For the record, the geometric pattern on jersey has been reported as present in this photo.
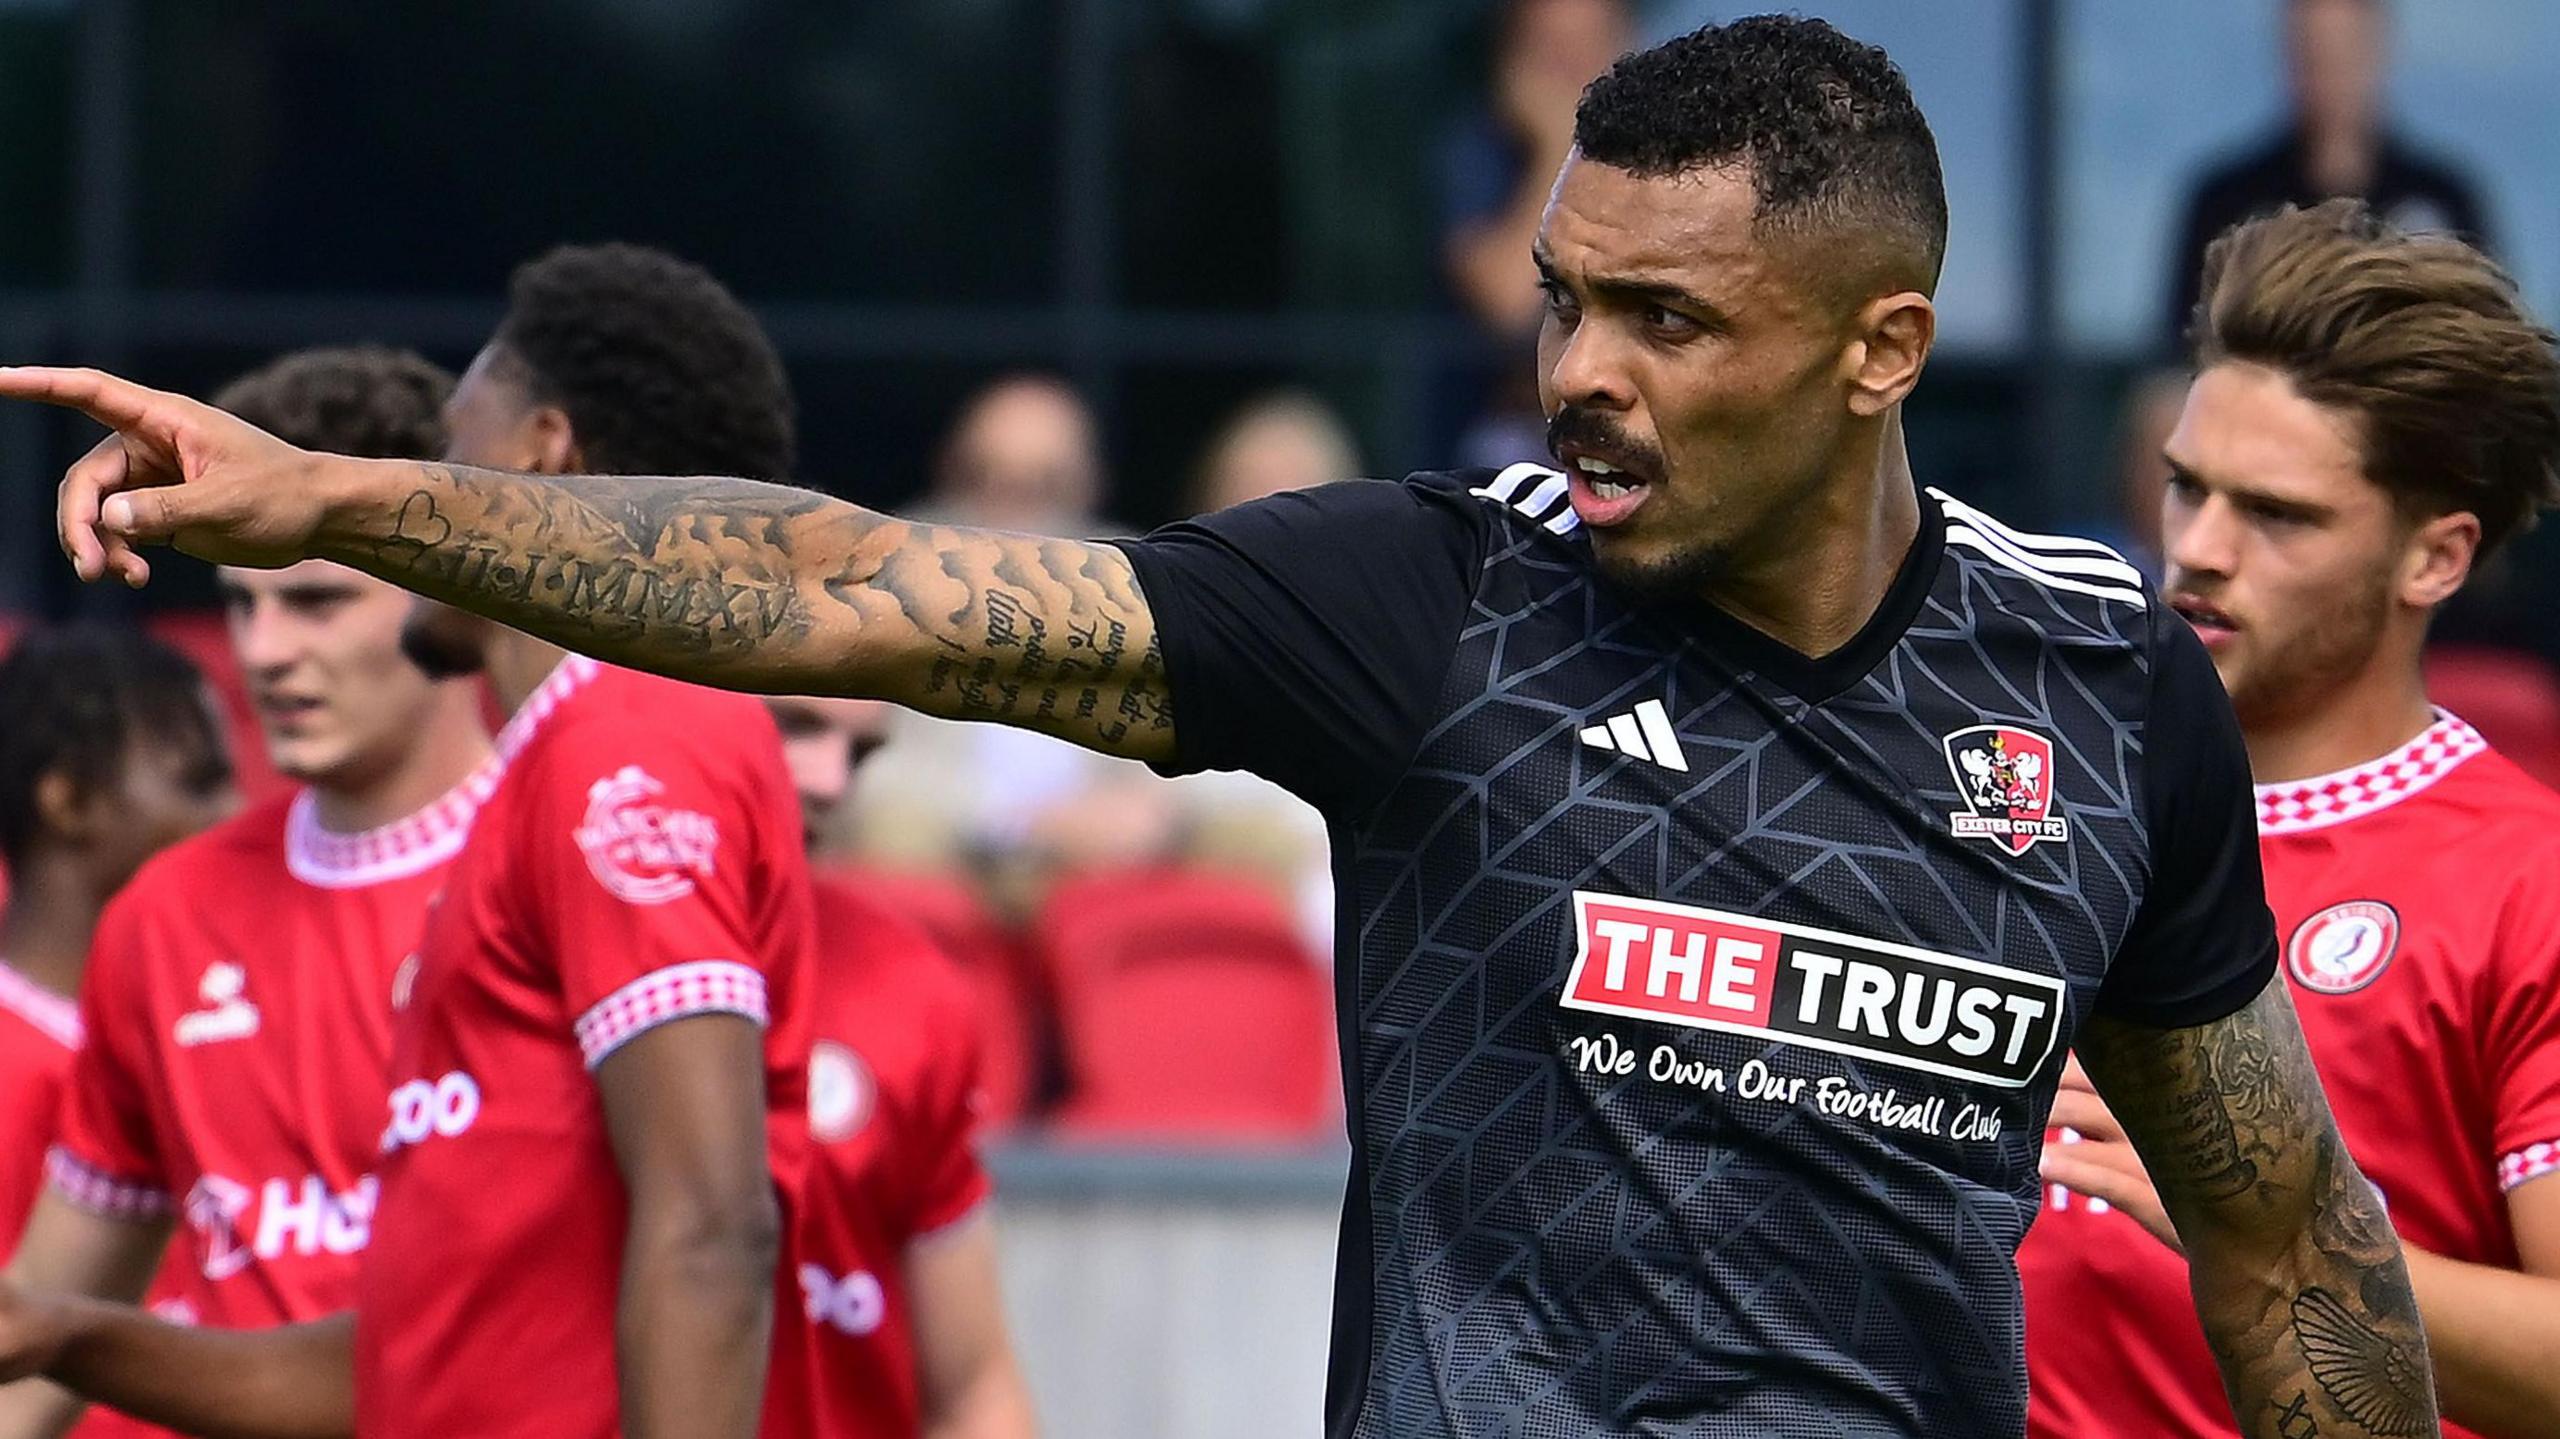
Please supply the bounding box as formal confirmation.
[1333,470,2159,1438]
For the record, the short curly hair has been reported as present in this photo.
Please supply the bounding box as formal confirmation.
[1573,14,1947,296]
[2195,199,2560,559]
[492,243,798,481]
[212,346,453,460]
[0,625,230,869]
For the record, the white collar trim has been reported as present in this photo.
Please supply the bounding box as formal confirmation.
[2254,710,2487,836]
[0,960,81,1049]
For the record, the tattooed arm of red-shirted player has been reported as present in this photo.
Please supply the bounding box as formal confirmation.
[0,1191,174,1439]
[0,1280,351,1439]
[597,1015,781,1439]
[17,370,1176,763]
[2048,1069,2560,1437]
[2076,980,2443,1439]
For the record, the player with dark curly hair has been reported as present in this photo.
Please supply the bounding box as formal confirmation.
[472,243,796,483]
[10,14,2441,1439]
[0,624,234,1303]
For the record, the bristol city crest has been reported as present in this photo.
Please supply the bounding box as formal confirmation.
[2287,900,2400,995]
[1943,725,2070,855]
[808,1040,876,1143]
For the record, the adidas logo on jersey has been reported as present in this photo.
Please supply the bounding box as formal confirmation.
[175,962,261,1047]
[1578,699,1689,773]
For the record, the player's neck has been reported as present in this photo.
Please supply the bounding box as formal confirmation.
[485,631,574,719]
[2244,661,2437,786]
[0,858,101,998]
[2298,119,2377,196]
[308,686,496,835]
[1702,417,1921,660]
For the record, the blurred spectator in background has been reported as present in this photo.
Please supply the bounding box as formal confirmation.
[915,375,1122,538]
[762,692,1036,1439]
[0,348,480,1439]
[1189,390,1364,513]
[1440,0,1634,470]
[852,376,1146,872]
[1443,0,1635,339]
[0,626,234,1268]
[2163,0,2492,347]
[2097,370,2192,578]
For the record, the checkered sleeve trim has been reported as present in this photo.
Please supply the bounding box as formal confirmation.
[2501,1140,2560,1193]
[45,1146,171,1220]
[575,960,770,1070]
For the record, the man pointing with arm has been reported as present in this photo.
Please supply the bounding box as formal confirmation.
[9,19,2437,1438]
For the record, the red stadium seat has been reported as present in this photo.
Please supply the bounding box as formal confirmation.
[816,864,1048,1131]
[1033,867,1337,1142]
[2427,645,2560,790]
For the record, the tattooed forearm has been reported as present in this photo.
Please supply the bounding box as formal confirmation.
[2078,984,2439,1437]
[320,463,1177,760]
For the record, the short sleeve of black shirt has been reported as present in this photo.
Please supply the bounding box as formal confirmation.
[1116,475,1489,817]
[2098,603,2280,1027]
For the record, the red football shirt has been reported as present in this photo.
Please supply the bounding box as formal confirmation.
[788,880,993,1439]
[353,658,815,1439]
[0,961,82,1251]
[3,963,174,1439]
[2020,714,2560,1439]
[46,770,496,1329]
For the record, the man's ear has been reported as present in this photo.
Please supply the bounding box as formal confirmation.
[527,406,583,476]
[33,768,95,849]
[2401,508,2481,609]
[1843,292,1936,419]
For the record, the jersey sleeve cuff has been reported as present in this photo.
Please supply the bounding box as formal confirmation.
[911,1182,995,1247]
[574,959,770,1070]
[1113,539,1209,781]
[44,1146,172,1220]
[2095,942,2277,1031]
[2501,1140,2560,1193]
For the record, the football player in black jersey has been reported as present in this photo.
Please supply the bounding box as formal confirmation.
[7,14,2434,1439]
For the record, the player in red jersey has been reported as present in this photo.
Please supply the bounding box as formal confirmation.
[0,627,237,1439]
[0,349,477,1439]
[0,245,817,1439]
[0,626,236,1244]
[765,693,1034,1439]
[2019,201,2560,1436]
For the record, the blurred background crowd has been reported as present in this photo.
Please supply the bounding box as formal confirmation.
[2,1,2557,1431]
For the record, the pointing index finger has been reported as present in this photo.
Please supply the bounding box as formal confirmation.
[0,366,169,433]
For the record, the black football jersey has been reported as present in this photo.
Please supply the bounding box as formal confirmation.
[1121,467,2275,1438]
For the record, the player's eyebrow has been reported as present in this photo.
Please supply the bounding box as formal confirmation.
[2167,457,2333,522]
[1533,247,1723,325]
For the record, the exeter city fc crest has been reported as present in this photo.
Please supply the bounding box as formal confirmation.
[2287,900,2400,995]
[1943,725,2070,855]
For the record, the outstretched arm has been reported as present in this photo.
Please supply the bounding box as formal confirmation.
[17,368,1173,762]
[0,1191,173,1439]
[2077,980,2440,1438]
[0,1280,351,1439]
